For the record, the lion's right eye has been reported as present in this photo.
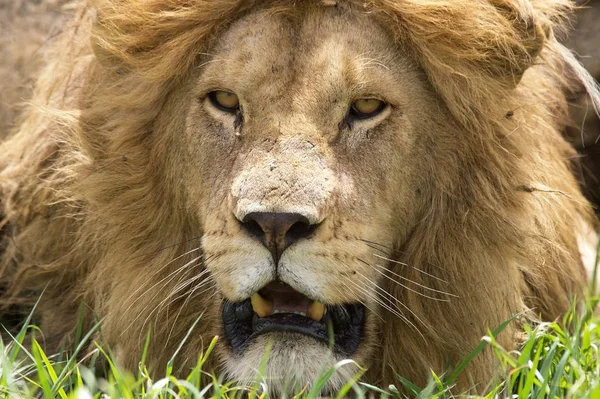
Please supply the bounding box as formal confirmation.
[208,90,240,113]
[349,98,386,119]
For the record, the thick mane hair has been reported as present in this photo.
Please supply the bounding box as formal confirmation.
[0,0,599,391]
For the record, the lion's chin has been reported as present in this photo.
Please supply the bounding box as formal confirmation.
[220,281,366,394]
[224,333,360,396]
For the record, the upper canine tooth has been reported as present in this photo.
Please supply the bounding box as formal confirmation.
[251,293,273,317]
[308,301,325,321]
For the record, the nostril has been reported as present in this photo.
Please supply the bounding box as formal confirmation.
[239,212,319,263]
[285,219,316,247]
[243,218,266,243]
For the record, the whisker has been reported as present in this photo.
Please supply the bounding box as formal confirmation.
[152,256,220,317]
[337,269,412,322]
[120,246,205,318]
[330,277,385,323]
[352,268,429,330]
[343,278,398,320]
[156,268,212,315]
[344,264,428,333]
[352,53,391,70]
[368,262,453,302]
[132,236,204,260]
[341,276,425,340]
[370,253,448,284]
[366,260,458,299]
[121,254,206,335]
[164,278,219,345]
[359,239,447,281]
[159,267,219,318]
[150,255,224,343]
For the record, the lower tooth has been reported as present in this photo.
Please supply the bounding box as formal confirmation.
[293,311,307,316]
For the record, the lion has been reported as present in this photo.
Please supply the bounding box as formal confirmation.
[1,0,599,395]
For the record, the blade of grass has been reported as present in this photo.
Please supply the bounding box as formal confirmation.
[31,339,68,399]
[445,312,522,385]
[31,337,55,399]
[165,314,202,377]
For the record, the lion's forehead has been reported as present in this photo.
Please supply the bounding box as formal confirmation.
[197,5,415,117]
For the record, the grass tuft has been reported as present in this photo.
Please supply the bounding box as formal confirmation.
[0,296,598,398]
[0,295,598,398]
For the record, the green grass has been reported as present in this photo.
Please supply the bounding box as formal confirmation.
[0,294,598,398]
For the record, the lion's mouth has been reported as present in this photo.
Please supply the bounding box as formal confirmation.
[222,281,364,356]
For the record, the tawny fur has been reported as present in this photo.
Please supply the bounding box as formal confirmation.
[0,0,598,395]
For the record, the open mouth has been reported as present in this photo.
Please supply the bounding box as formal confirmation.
[222,281,365,356]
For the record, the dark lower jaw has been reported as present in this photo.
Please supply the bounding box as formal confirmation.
[222,300,365,356]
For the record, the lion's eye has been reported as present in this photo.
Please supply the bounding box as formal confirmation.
[208,90,240,112]
[350,98,386,119]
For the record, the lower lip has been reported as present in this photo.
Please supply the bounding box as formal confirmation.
[222,299,365,356]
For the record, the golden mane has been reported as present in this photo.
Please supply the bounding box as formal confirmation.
[1,0,599,391]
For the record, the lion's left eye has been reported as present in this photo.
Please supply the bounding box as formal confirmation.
[208,90,240,113]
[350,98,386,119]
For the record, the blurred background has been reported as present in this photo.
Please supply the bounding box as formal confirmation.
[566,0,600,212]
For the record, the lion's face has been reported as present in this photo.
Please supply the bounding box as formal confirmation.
[1,0,593,395]
[171,3,447,392]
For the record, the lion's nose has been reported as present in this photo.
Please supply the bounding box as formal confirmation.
[242,212,317,263]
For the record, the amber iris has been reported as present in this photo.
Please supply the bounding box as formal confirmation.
[209,90,240,112]
[350,98,385,119]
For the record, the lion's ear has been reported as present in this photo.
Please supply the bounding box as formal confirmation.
[376,0,570,127]
[488,0,551,83]
[387,0,561,84]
